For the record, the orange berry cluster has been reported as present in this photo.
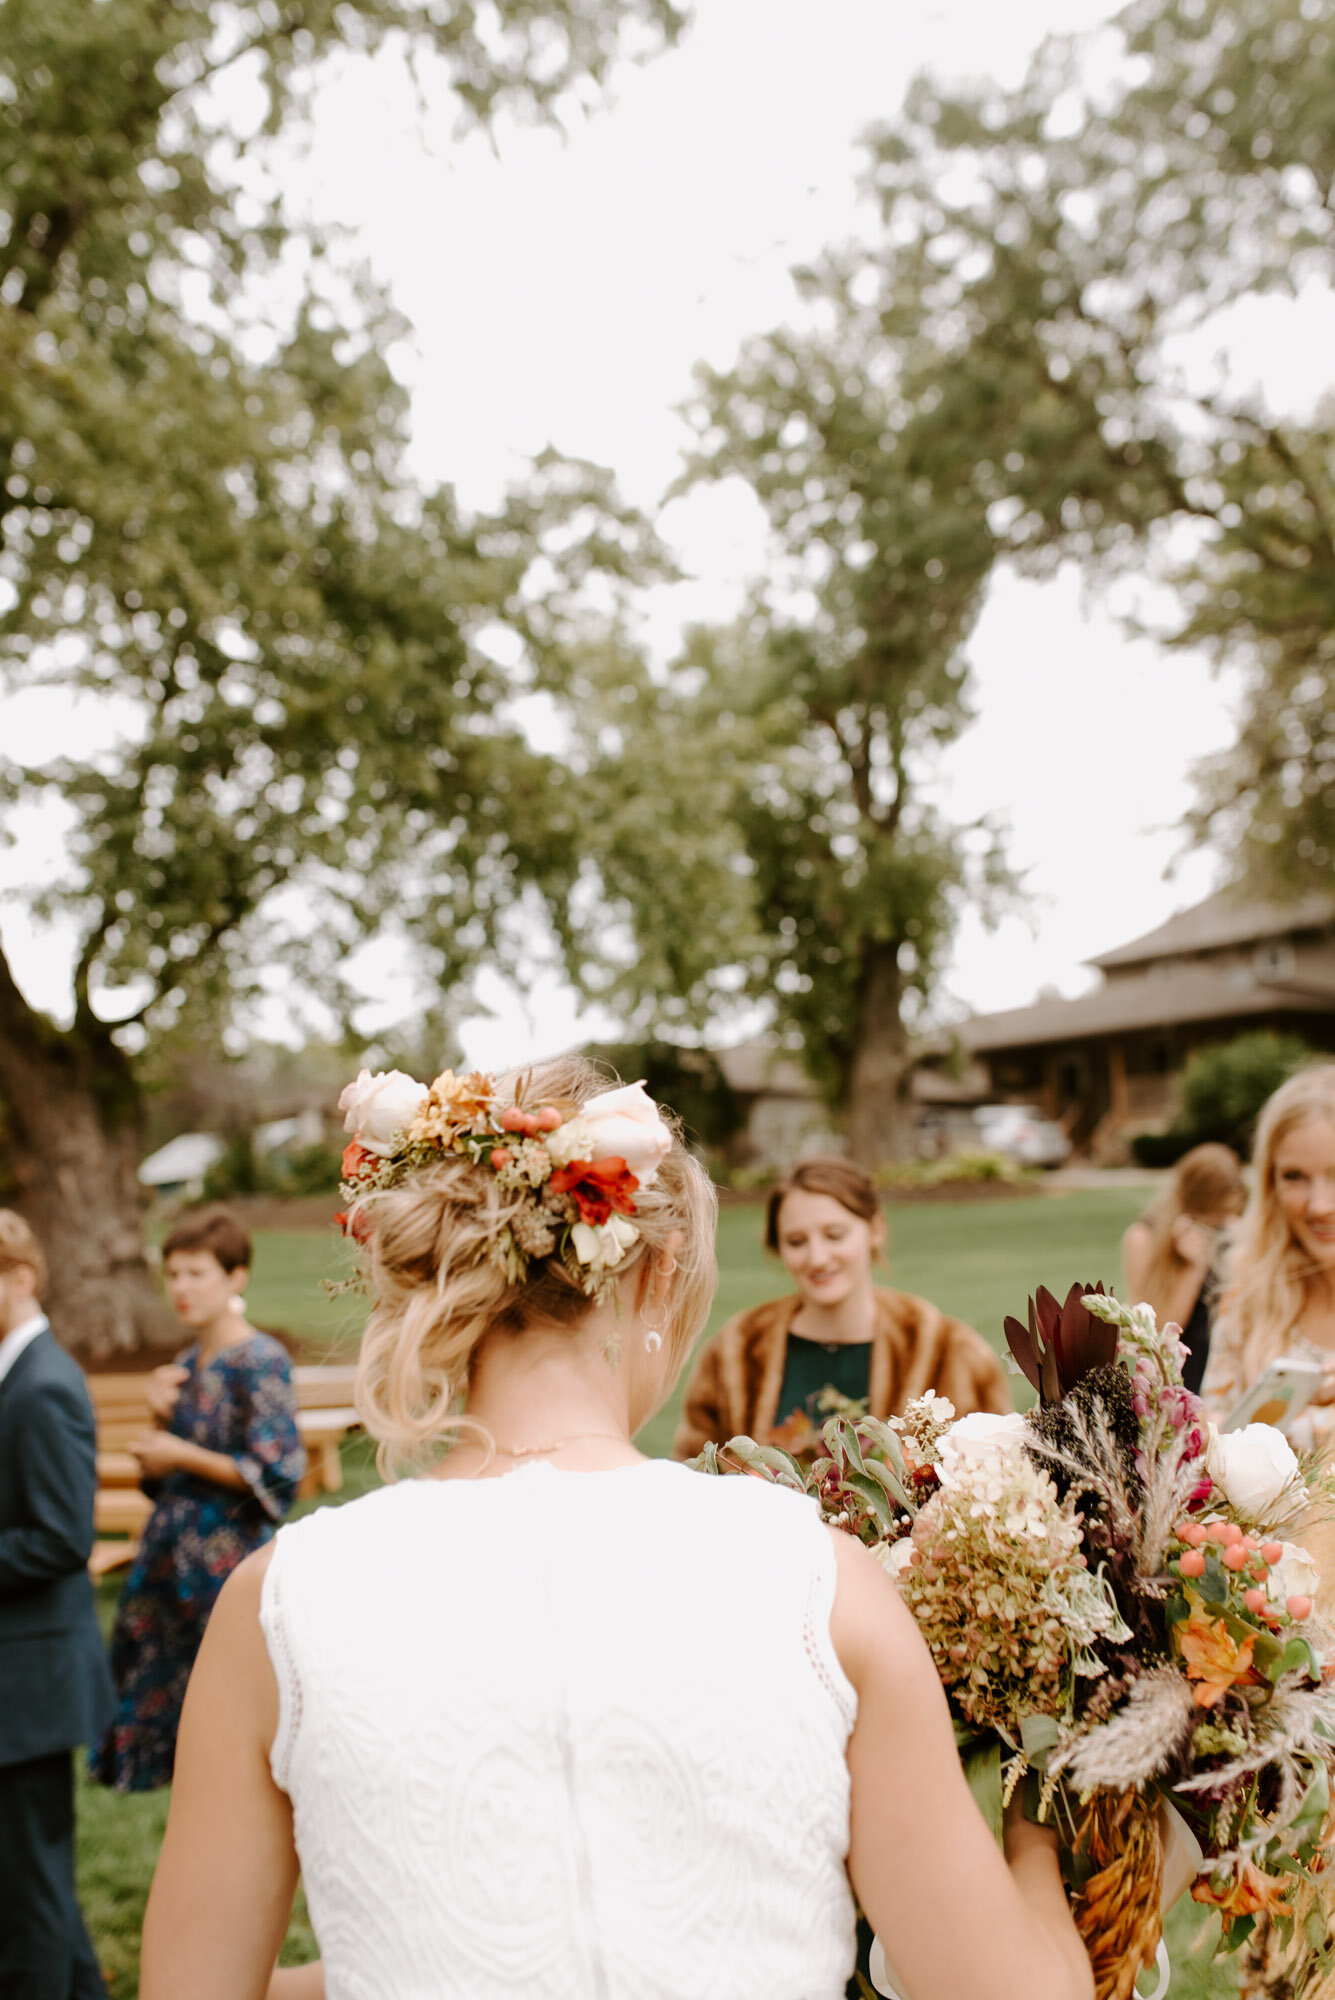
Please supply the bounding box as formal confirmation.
[1172,1518,1312,1623]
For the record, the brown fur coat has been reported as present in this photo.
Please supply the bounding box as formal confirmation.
[671,1289,1011,1460]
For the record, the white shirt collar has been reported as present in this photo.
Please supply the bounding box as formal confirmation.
[0,1313,48,1388]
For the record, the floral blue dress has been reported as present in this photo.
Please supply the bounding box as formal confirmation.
[90,1331,305,1792]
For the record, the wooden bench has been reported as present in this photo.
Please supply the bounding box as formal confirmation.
[86,1360,362,1577]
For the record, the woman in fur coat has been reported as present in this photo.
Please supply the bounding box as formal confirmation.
[672,1157,1010,1461]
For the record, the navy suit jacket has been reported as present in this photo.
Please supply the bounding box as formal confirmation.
[0,1327,115,1766]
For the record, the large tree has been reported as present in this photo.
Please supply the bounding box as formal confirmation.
[0,0,683,1353]
[855,0,1335,891]
[568,322,1010,1166]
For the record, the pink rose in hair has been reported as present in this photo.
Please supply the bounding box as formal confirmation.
[580,1082,671,1186]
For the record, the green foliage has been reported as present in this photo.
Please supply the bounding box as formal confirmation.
[202,1131,263,1200]
[579,295,1015,1154]
[0,0,681,1047]
[1131,1031,1315,1162]
[873,1149,1033,1192]
[201,1135,341,1199]
[1177,1032,1316,1152]
[277,1141,343,1196]
[855,0,1335,893]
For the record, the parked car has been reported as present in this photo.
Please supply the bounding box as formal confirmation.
[972,1104,1071,1170]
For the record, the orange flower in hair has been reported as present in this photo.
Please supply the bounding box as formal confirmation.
[548,1158,639,1227]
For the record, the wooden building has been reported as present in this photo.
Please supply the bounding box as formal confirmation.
[954,890,1335,1156]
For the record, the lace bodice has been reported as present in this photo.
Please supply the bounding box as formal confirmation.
[260,1458,858,1999]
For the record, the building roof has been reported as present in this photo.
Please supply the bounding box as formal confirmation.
[138,1132,225,1187]
[958,966,1334,1055]
[714,1040,816,1098]
[1089,888,1335,971]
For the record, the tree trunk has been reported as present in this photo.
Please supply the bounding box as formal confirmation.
[0,944,175,1358]
[845,942,918,1168]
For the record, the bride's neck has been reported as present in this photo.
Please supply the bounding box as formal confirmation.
[452,1310,643,1468]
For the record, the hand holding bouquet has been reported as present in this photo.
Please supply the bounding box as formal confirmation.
[694,1286,1335,1999]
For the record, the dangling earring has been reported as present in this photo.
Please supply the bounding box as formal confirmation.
[643,1328,662,1354]
[229,1293,246,1314]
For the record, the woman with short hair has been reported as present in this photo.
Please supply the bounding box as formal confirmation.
[90,1204,304,1792]
[140,1064,1089,2000]
[672,1155,1010,1462]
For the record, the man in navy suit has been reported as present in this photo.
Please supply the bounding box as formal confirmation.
[0,1209,114,1998]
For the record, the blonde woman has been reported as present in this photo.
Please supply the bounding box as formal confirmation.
[1121,1144,1246,1395]
[1200,1066,1335,1447]
[140,1058,1092,2000]
[1199,1080,1335,2000]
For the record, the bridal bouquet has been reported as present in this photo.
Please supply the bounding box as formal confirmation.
[694,1286,1335,2000]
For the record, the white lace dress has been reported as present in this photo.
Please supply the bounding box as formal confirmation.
[260,1457,858,1999]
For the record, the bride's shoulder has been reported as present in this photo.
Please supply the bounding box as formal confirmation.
[660,1459,829,1542]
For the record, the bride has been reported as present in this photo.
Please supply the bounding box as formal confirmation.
[140,1057,1092,2000]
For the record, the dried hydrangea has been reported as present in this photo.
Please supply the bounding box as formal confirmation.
[890,1389,956,1467]
[509,1204,558,1259]
[899,1451,1129,1734]
[495,1139,555,1190]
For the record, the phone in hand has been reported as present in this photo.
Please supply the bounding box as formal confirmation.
[1223,1354,1323,1432]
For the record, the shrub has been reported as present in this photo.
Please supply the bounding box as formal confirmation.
[874,1150,1030,1191]
[1129,1129,1198,1170]
[1129,1031,1316,1164]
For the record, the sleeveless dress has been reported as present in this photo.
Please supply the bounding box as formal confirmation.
[260,1457,859,1999]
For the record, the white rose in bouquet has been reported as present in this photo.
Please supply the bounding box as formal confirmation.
[338,1069,429,1157]
[936,1410,1031,1486]
[1205,1423,1302,1521]
[579,1082,672,1185]
[1265,1542,1322,1608]
[873,1538,915,1579]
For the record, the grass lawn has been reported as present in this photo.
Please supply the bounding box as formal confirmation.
[78,1185,1238,1996]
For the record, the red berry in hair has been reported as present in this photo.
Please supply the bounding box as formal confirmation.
[490,1149,513,1170]
[1243,1588,1268,1615]
[499,1108,528,1132]
[1179,1549,1206,1578]
[1262,1542,1284,1565]
[1287,1595,1313,1621]
[1219,1522,1244,1547]
[1224,1544,1250,1572]
[534,1106,563,1132]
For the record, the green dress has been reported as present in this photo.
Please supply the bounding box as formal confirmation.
[774,1332,874,1429]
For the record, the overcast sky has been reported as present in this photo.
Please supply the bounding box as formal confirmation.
[5,0,1331,1072]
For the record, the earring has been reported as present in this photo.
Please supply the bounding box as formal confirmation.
[229,1294,246,1314]
[643,1328,662,1354]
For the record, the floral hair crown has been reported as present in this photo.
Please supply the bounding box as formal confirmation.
[336,1067,673,1300]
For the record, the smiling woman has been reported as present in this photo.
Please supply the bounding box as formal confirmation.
[1202,1067,1335,1456]
[671,1158,1011,1462]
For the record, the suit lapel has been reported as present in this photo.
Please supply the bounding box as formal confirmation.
[0,1323,51,1405]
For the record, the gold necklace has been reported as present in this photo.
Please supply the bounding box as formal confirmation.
[491,1430,630,1460]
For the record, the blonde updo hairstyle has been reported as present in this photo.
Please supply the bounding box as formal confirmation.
[1219,1064,1335,1382]
[353,1054,718,1474]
